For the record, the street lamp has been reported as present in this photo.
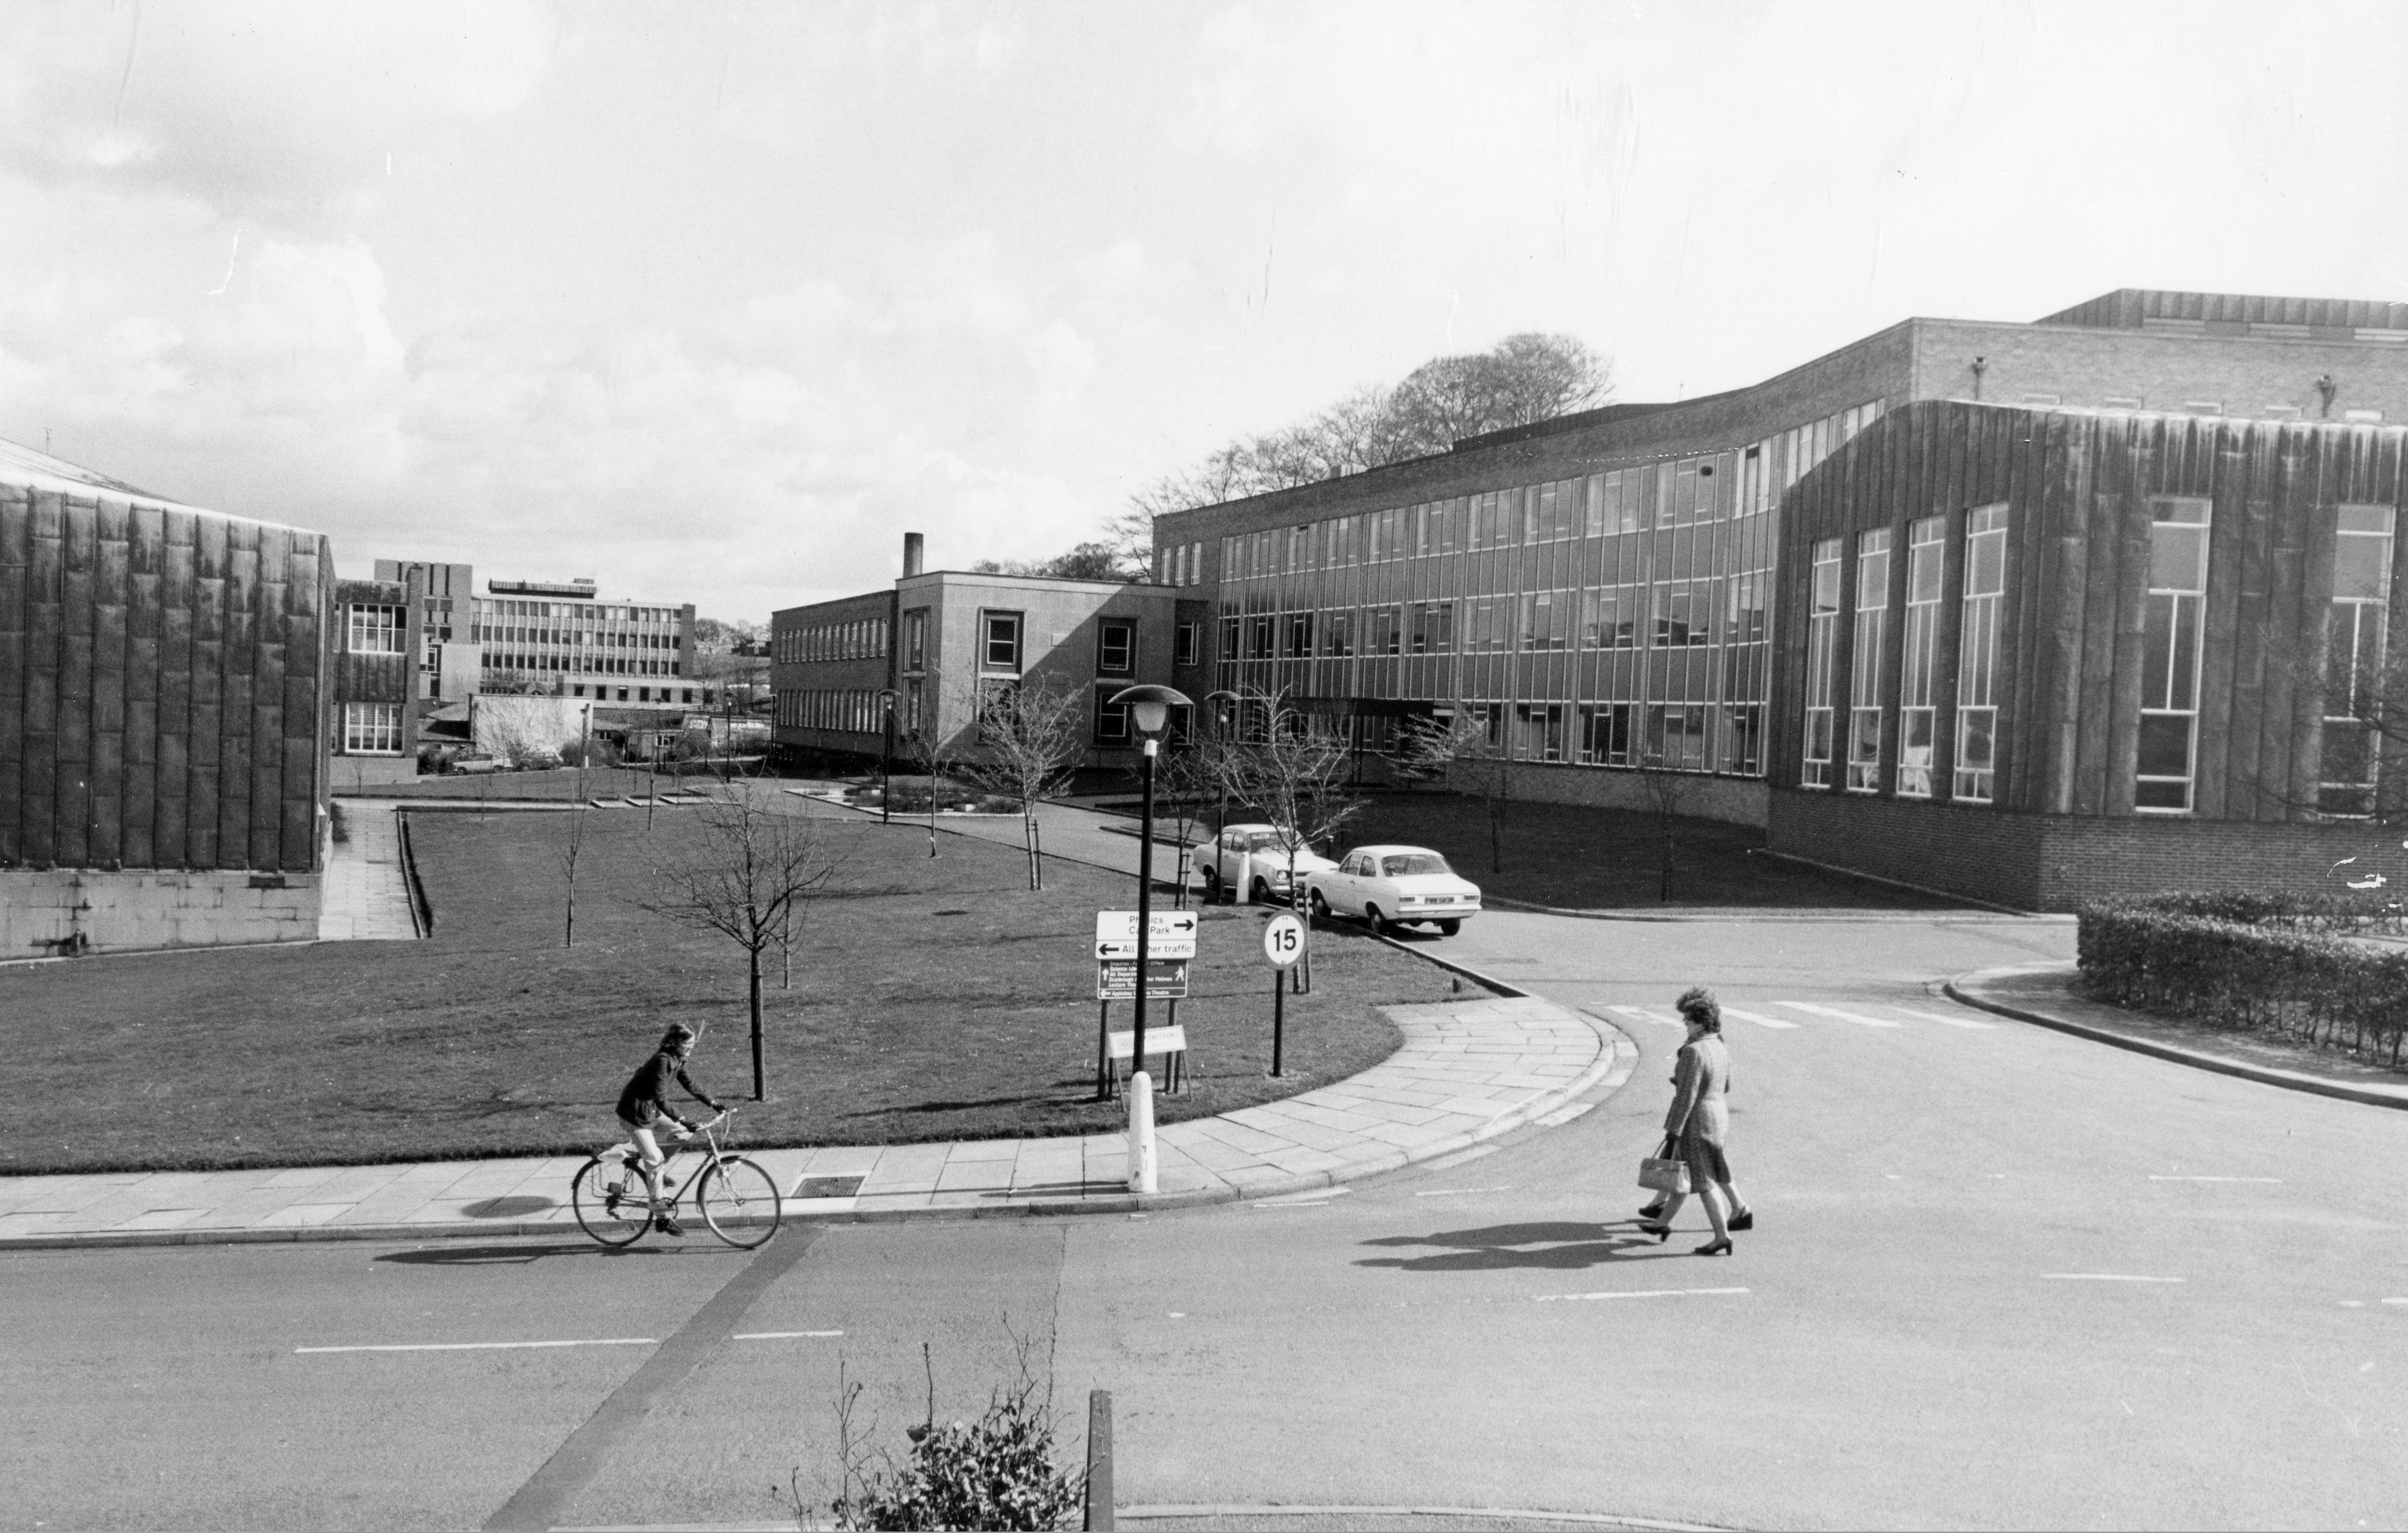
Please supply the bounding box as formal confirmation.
[1203,688,1239,842]
[1108,682,1191,1195]
[875,688,898,825]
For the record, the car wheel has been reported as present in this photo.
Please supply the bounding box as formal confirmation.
[1365,903,1389,936]
[1250,876,1271,905]
[1308,890,1330,922]
[1436,919,1461,937]
[1201,867,1222,903]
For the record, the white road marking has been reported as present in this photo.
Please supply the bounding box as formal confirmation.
[2148,1175,2282,1183]
[1254,1188,1348,1207]
[2385,1298,2408,1307]
[734,1330,843,1340]
[1254,1201,1330,1209]
[1536,1288,1749,1303]
[2042,1274,2185,1283]
[1718,1005,1800,1030]
[1894,1007,1997,1030]
[1414,1185,1514,1197]
[296,1337,658,1354]
[1608,1006,1683,1030]
[1777,1001,1900,1028]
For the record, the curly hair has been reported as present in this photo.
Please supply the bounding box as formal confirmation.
[658,1023,699,1053]
[1674,986,1722,1033]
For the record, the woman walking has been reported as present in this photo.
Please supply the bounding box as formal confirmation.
[1639,986,1753,1255]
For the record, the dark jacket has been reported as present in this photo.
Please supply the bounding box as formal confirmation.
[617,1050,722,1130]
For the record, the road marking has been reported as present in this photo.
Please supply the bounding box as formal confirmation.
[2385,1298,2408,1307]
[1535,1288,1749,1303]
[297,1337,658,1354]
[1777,1001,1900,1028]
[1415,1185,1513,1197]
[2148,1175,2282,1183]
[2042,1274,2186,1283]
[1253,1188,1348,1207]
[734,1330,843,1340]
[1893,1007,1997,1030]
[1717,1005,1800,1030]
[1254,1201,1330,1209]
[1422,1144,1501,1172]
[1608,1006,1683,1030]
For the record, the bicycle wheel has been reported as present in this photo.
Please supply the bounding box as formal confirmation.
[571,1154,651,1248]
[694,1156,783,1248]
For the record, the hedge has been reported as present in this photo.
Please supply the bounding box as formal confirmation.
[2078,891,2408,1066]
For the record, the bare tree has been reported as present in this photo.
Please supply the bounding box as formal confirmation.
[1634,752,1698,904]
[1213,691,1365,992]
[1146,739,1217,909]
[637,790,844,1101]
[896,725,946,859]
[961,678,1091,891]
[1401,707,1514,874]
[556,749,593,946]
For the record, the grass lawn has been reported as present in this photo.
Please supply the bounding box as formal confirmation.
[2,799,1454,1175]
[351,766,706,802]
[1204,787,1972,912]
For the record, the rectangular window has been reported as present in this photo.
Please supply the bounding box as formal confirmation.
[1726,573,1767,647]
[1368,604,1401,655]
[1579,702,1632,765]
[904,609,927,673]
[1515,703,1565,761]
[1520,592,1567,651]
[1175,621,1200,667]
[1721,703,1764,777]
[1646,703,1710,771]
[1803,537,1842,788]
[1955,505,2009,802]
[1220,614,1241,664]
[1097,618,1136,676]
[1321,609,1354,657]
[1095,686,1132,746]
[1897,515,1945,797]
[1408,601,1454,654]
[1249,613,1274,658]
[1847,529,1890,792]
[2322,505,2396,815]
[343,701,404,754]
[1653,583,1707,647]
[981,610,1023,672]
[2137,498,2211,812]
[348,603,403,654]
[1283,612,1314,657]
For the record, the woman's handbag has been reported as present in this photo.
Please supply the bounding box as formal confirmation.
[1637,1134,1691,1195]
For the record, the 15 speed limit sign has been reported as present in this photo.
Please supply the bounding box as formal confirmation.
[1261,912,1305,968]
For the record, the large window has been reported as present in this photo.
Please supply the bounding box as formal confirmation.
[1955,505,2008,802]
[1802,539,1842,788]
[1368,604,1402,655]
[343,702,403,754]
[1647,703,1710,771]
[1515,703,1565,761]
[1579,703,1633,766]
[1521,592,1567,651]
[348,604,403,654]
[981,610,1023,673]
[2137,497,2211,812]
[1094,686,1132,746]
[1408,601,1453,654]
[903,609,927,673]
[1097,618,1135,676]
[1847,529,1890,792]
[1321,609,1354,657]
[1897,516,1944,797]
[1175,621,1200,667]
[1283,612,1314,658]
[2322,505,2395,816]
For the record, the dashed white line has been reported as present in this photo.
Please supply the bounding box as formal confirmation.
[1608,1006,1683,1030]
[1536,1288,1749,1303]
[2148,1175,2282,1183]
[1778,1001,1900,1028]
[296,1337,658,1354]
[734,1330,844,1340]
[1414,1185,1514,1197]
[1894,1007,1997,1030]
[1253,1188,1348,1209]
[2042,1274,2186,1284]
[1717,1006,1800,1030]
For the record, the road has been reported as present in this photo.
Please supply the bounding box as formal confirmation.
[9,909,2408,1530]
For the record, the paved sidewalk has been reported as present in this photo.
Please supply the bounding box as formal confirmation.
[0,994,1634,1250]
[317,801,422,941]
[1949,961,2408,1112]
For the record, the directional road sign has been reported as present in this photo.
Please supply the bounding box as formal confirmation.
[1095,908,1198,960]
[1096,958,1190,1000]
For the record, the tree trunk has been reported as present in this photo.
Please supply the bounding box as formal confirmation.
[1488,792,1504,874]
[563,867,576,948]
[749,943,766,1101]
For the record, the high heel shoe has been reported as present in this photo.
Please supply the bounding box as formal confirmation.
[1635,1221,1671,1242]
[1694,1237,1733,1257]
[1638,1200,1666,1219]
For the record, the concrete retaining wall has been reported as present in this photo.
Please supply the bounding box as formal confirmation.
[0,868,323,956]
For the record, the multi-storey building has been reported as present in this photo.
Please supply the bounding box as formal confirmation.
[770,532,1178,773]
[1151,290,2408,842]
[329,574,426,788]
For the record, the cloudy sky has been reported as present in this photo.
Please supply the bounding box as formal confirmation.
[3,1,2405,621]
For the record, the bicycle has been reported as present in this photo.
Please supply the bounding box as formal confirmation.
[571,1111,785,1249]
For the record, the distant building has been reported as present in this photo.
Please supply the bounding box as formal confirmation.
[329,573,428,789]
[0,437,331,952]
[770,532,1179,772]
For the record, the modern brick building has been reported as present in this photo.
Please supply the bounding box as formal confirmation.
[328,573,428,789]
[0,438,332,952]
[1147,289,2408,905]
[771,533,1179,773]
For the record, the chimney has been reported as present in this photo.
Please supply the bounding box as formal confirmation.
[903,531,924,579]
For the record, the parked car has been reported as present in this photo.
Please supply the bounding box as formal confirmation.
[1191,823,1340,905]
[450,753,506,774]
[1309,845,1483,936]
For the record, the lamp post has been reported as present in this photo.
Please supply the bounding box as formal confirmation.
[1109,683,1191,1195]
[875,688,898,825]
[1203,688,1239,842]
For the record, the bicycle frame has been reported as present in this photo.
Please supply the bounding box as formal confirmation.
[609,1113,736,1209]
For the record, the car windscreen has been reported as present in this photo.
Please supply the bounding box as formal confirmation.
[1381,854,1451,878]
[1239,831,1289,852]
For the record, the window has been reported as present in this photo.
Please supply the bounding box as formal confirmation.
[1516,703,1565,761]
[2137,497,2211,812]
[1175,621,1200,667]
[2322,505,2395,815]
[1367,604,1401,655]
[1897,515,1944,797]
[904,679,922,734]
[1321,609,1354,657]
[1408,601,1454,654]
[1220,614,1241,664]
[1095,686,1132,746]
[343,702,403,753]
[1654,583,1708,647]
[1521,592,1567,650]
[1721,704,1763,777]
[1579,702,1632,766]
[1097,618,1136,676]
[981,610,1023,672]
[1955,505,2008,802]
[903,609,927,673]
[1647,703,1710,771]
[1582,588,1638,649]
[1847,529,1891,792]
[1283,612,1314,658]
[348,604,403,654]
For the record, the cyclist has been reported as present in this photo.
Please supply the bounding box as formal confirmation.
[615,1023,726,1237]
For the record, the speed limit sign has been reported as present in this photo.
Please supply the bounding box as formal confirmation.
[1262,912,1305,968]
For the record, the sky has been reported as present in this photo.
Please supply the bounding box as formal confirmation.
[3,1,2406,623]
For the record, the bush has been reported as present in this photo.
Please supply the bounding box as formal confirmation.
[2079,891,2408,1066]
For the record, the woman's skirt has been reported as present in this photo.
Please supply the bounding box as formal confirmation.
[1680,1127,1731,1189]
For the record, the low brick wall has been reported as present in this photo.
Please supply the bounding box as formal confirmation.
[0,869,324,957]
[330,755,420,792]
[1499,762,1770,828]
[1767,789,2408,912]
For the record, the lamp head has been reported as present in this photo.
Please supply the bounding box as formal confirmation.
[1109,683,1191,739]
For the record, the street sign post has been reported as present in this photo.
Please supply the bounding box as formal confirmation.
[1095,910,1198,960]
[1261,912,1304,1076]
[1096,958,1189,1000]
[1093,909,1201,1101]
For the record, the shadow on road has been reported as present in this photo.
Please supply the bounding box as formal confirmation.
[373,1242,675,1266]
[1354,1220,1688,1272]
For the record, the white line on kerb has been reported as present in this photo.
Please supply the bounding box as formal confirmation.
[2148,1175,2282,1183]
[296,1337,658,1354]
[735,1330,845,1340]
[1536,1288,1749,1302]
[2042,1274,2186,1283]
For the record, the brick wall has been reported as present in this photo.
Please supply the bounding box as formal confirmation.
[0,867,323,956]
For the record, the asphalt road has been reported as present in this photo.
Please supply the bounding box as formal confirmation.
[10,909,2408,1532]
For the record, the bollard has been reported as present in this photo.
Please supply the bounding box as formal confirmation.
[1126,1070,1157,1194]
[1084,1389,1114,1531]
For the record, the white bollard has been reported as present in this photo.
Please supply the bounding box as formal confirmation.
[1126,1069,1158,1194]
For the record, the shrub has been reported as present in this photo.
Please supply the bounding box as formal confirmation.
[2079,891,2408,1066]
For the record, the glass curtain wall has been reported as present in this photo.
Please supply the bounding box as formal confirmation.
[2321,505,2396,816]
[2136,497,2211,812]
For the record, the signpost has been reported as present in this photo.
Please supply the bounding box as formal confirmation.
[1262,912,1303,1077]
[1093,910,1200,1100]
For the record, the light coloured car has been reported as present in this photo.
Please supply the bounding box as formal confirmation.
[450,753,506,774]
[1191,823,1339,905]
[1309,845,1483,936]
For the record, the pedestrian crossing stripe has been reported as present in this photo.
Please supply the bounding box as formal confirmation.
[1604,1002,1994,1031]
